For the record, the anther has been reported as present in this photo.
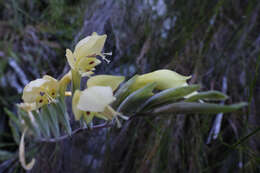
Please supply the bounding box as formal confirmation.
[40,92,45,96]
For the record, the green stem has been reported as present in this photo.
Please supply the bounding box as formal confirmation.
[71,69,81,94]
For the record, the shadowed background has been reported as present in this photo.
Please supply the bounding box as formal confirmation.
[0,0,259,172]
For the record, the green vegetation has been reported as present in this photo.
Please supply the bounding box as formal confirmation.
[0,0,259,172]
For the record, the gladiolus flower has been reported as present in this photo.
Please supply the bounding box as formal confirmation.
[72,75,127,127]
[22,75,59,109]
[66,32,109,77]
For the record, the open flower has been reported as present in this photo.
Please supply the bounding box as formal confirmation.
[72,75,126,126]
[19,72,72,112]
[130,69,191,91]
[22,75,59,110]
[66,32,109,77]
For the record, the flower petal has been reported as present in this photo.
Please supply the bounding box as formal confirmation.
[87,75,125,92]
[74,32,107,59]
[42,75,59,98]
[66,49,76,70]
[22,79,48,103]
[72,90,83,120]
[42,75,58,88]
[76,57,101,74]
[77,86,115,112]
[59,71,72,96]
[131,69,191,91]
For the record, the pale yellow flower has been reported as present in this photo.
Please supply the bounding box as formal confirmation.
[130,69,191,91]
[66,32,109,76]
[72,86,117,123]
[22,75,59,109]
[78,86,116,112]
[72,75,127,126]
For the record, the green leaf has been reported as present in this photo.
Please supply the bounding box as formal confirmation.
[4,108,21,144]
[54,98,72,135]
[31,111,50,138]
[112,75,138,108]
[71,69,81,94]
[38,109,51,137]
[0,150,14,161]
[117,83,156,113]
[8,120,20,144]
[41,106,60,138]
[138,85,200,111]
[0,143,16,148]
[151,102,248,114]
[47,104,60,137]
[18,109,41,137]
[185,90,228,102]
[4,108,21,129]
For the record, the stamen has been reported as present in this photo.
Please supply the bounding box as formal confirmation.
[118,114,129,120]
[104,52,112,56]
[45,92,56,103]
[99,53,111,63]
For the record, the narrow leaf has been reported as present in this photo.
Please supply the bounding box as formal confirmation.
[8,120,20,144]
[117,83,156,113]
[138,85,200,111]
[54,98,72,135]
[4,108,21,129]
[0,143,16,148]
[185,90,228,102]
[38,109,51,137]
[0,150,14,161]
[31,111,50,138]
[41,106,59,138]
[113,75,138,108]
[47,104,60,137]
[152,102,248,114]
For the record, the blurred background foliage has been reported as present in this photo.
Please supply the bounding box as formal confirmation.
[0,0,259,172]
